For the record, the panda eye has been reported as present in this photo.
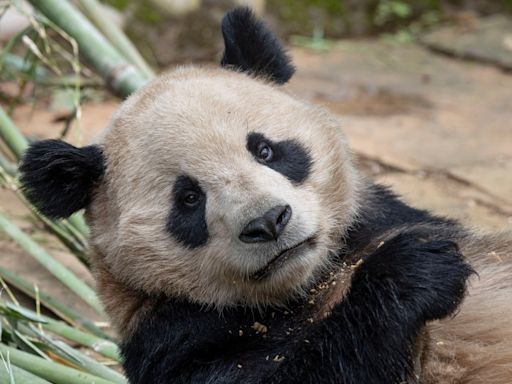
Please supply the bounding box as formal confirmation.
[256,142,273,162]
[183,192,200,207]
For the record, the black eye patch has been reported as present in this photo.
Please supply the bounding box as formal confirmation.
[246,132,312,184]
[167,176,208,248]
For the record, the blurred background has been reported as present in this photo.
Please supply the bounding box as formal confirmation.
[0,1,511,382]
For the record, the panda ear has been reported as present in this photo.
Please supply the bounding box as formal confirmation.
[19,139,105,219]
[220,7,295,85]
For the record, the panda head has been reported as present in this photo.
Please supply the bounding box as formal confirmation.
[20,8,360,309]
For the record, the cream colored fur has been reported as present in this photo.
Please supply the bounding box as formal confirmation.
[88,66,361,316]
[86,66,512,383]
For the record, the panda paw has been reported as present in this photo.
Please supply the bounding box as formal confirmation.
[352,233,474,323]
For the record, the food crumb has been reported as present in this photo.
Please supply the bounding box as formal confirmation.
[273,354,286,362]
[251,322,268,333]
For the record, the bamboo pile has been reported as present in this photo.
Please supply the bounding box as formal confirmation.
[0,1,154,381]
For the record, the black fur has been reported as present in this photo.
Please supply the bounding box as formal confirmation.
[19,139,104,219]
[122,184,474,384]
[221,7,295,84]
[247,132,312,184]
[167,175,208,248]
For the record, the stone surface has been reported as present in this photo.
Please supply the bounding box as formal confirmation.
[288,40,512,231]
[375,173,512,232]
[421,15,512,71]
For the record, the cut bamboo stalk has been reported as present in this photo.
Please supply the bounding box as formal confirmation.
[0,213,104,316]
[27,0,149,98]
[0,266,110,339]
[0,344,116,384]
[78,0,154,79]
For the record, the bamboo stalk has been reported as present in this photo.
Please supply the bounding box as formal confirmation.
[0,152,17,176]
[0,213,104,316]
[0,363,52,384]
[0,167,89,265]
[1,53,102,87]
[31,213,89,266]
[19,324,126,383]
[27,0,149,98]
[0,52,49,80]
[78,0,155,79]
[67,214,89,239]
[42,319,120,361]
[2,299,119,361]
[0,107,28,160]
[0,266,110,339]
[0,115,89,245]
[0,344,116,384]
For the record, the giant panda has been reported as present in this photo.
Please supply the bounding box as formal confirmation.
[19,7,512,384]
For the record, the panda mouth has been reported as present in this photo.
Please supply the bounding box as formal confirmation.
[250,235,317,281]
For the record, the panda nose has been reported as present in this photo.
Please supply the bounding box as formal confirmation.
[239,205,292,243]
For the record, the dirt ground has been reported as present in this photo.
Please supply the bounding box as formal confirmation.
[1,36,511,322]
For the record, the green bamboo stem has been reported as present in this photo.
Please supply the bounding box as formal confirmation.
[1,52,50,80]
[0,213,104,316]
[0,114,89,244]
[0,107,28,160]
[32,214,89,266]
[18,324,125,383]
[78,0,154,79]
[1,53,102,87]
[67,213,89,239]
[0,344,116,384]
[0,152,17,176]
[36,337,126,383]
[0,363,52,384]
[43,319,120,361]
[0,167,89,265]
[0,266,110,339]
[1,299,118,361]
[27,0,149,98]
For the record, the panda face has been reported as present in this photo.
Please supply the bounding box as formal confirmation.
[85,67,360,308]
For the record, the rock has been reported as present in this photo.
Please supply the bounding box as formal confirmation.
[420,15,512,72]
